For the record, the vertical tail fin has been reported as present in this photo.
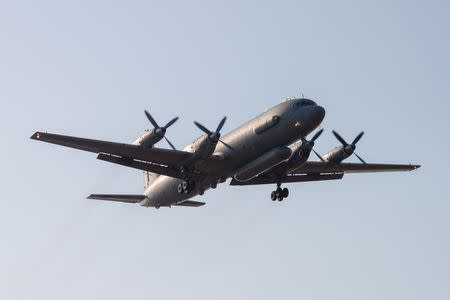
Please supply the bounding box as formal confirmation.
[144,171,158,191]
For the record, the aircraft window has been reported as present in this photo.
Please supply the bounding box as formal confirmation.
[296,99,316,107]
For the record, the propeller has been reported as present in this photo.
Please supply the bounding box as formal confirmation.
[301,129,325,162]
[144,110,178,150]
[332,130,366,164]
[194,117,233,150]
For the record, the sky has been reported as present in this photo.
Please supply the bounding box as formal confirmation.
[1,0,449,299]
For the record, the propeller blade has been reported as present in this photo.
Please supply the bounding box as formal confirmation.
[164,136,177,150]
[332,130,348,146]
[312,149,325,162]
[352,131,364,145]
[216,116,227,133]
[311,128,324,142]
[219,139,234,150]
[354,152,367,164]
[194,121,212,135]
[144,110,159,128]
[164,116,179,129]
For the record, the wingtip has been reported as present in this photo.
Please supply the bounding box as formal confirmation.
[30,131,40,140]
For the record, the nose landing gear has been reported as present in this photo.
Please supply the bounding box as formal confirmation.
[270,183,289,201]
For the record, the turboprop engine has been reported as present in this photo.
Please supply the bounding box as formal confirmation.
[287,129,324,170]
[320,130,366,164]
[234,146,292,182]
[192,116,233,158]
[132,110,178,149]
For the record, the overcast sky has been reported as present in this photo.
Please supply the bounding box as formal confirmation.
[1,1,449,299]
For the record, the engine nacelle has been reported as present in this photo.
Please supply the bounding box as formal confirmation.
[234,146,292,182]
[322,146,348,165]
[133,130,162,148]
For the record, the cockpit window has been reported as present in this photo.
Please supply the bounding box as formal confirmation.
[295,99,316,107]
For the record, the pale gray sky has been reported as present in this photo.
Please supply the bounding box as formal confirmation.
[1,1,449,299]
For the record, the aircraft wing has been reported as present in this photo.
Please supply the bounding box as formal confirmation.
[292,161,421,174]
[230,173,344,186]
[31,131,192,167]
[230,162,419,186]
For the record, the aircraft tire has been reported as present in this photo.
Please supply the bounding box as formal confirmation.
[182,181,188,190]
[271,191,277,201]
[282,188,289,198]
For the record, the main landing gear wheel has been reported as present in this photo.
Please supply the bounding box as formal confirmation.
[270,183,289,202]
[177,180,196,194]
[271,191,277,201]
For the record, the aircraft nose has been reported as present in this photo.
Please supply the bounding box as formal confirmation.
[312,105,325,125]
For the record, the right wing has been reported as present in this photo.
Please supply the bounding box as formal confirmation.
[293,161,421,174]
[231,161,420,186]
[230,173,344,186]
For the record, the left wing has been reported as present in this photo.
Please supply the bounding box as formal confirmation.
[293,161,420,174]
[31,131,191,166]
[31,131,224,177]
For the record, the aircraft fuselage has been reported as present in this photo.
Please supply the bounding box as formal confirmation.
[141,99,325,207]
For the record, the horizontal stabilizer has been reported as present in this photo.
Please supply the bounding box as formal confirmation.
[87,194,145,203]
[174,200,205,207]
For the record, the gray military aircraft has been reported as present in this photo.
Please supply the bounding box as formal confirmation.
[31,98,420,208]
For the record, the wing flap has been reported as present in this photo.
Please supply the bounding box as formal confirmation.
[87,194,145,203]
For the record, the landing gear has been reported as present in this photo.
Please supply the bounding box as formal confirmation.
[270,183,289,201]
[177,180,196,194]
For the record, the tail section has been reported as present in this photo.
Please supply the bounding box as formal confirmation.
[144,171,158,190]
[88,194,145,203]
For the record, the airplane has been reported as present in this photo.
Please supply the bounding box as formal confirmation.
[31,98,420,208]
